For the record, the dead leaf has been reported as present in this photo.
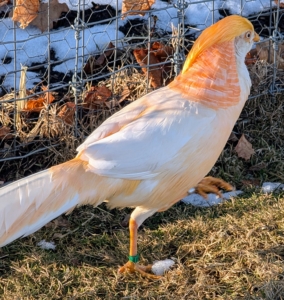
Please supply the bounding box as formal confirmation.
[235,134,255,161]
[23,86,55,112]
[0,0,9,7]
[151,42,174,62]
[241,179,261,187]
[121,0,155,19]
[133,42,174,88]
[245,49,258,65]
[52,233,64,239]
[45,216,70,229]
[57,102,76,125]
[249,162,267,171]
[256,40,284,69]
[29,0,68,32]
[121,214,130,227]
[84,85,112,109]
[152,42,174,83]
[12,0,39,29]
[84,42,115,74]
[133,48,162,88]
[0,126,13,140]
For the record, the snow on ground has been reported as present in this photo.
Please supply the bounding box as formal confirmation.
[182,182,284,207]
[182,190,244,207]
[0,0,276,91]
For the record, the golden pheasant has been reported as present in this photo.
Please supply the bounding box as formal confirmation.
[0,15,259,279]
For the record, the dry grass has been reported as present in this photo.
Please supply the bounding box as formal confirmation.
[1,192,284,299]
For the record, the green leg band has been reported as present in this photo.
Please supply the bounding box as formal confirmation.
[129,254,139,263]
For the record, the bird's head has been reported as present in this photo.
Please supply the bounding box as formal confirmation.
[182,15,260,74]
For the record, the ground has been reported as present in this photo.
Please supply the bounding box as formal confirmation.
[1,191,284,299]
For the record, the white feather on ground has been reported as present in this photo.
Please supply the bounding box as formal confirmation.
[37,240,56,250]
[151,259,175,276]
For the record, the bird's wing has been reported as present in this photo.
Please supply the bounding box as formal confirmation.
[77,86,217,180]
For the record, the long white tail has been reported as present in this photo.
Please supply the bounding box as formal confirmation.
[0,159,105,247]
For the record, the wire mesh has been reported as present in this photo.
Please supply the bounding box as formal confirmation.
[0,0,283,174]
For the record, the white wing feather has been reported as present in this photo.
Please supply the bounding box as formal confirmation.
[77,86,217,180]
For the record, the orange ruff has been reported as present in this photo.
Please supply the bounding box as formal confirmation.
[169,41,240,110]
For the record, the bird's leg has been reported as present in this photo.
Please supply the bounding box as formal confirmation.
[193,176,233,199]
[118,208,160,280]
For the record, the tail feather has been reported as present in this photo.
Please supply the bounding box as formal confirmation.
[0,158,137,247]
[0,159,102,247]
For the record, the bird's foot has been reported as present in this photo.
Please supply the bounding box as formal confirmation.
[193,176,233,199]
[118,261,161,280]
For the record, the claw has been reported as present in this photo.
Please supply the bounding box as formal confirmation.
[194,176,233,199]
[119,261,161,280]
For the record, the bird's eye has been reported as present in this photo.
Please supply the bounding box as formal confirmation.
[246,32,251,38]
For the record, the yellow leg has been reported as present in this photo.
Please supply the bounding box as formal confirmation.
[129,218,137,257]
[118,218,161,280]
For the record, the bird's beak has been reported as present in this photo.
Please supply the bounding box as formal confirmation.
[253,32,260,42]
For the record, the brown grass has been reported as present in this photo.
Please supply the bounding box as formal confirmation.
[1,192,284,299]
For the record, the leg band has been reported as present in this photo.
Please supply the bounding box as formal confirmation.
[129,254,139,263]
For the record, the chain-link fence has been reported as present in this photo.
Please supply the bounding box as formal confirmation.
[0,0,283,178]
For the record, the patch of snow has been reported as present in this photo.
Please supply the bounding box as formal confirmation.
[221,0,274,17]
[182,190,243,207]
[0,0,277,90]
[261,182,284,194]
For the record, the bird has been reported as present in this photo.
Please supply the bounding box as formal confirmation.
[0,15,259,279]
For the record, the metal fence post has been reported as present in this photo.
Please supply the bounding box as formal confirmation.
[173,0,188,76]
[70,0,85,136]
[270,1,283,95]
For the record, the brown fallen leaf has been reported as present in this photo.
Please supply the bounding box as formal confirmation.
[57,102,76,126]
[0,0,9,7]
[245,49,258,65]
[133,42,174,88]
[45,216,70,229]
[121,214,131,227]
[52,233,64,239]
[151,41,174,62]
[12,0,39,29]
[84,85,112,109]
[152,41,174,83]
[241,179,261,187]
[235,134,255,161]
[134,48,162,88]
[23,86,55,113]
[256,40,284,69]
[84,42,115,74]
[29,0,68,32]
[121,0,155,19]
[249,162,267,171]
[0,126,13,140]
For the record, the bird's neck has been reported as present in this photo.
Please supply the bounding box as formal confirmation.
[169,41,243,110]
